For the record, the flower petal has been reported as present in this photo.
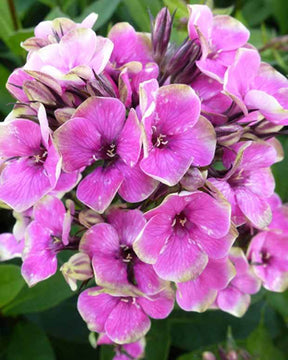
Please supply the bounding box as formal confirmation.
[77,287,119,332]
[133,214,172,264]
[76,165,124,213]
[21,221,57,286]
[54,116,101,172]
[105,298,151,344]
[153,232,208,282]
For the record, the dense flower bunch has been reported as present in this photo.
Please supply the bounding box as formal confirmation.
[1,4,288,359]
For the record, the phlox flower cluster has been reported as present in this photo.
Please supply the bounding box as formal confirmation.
[1,4,288,358]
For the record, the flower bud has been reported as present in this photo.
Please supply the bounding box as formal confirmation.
[165,37,201,84]
[202,352,216,360]
[180,167,207,191]
[151,7,173,63]
[87,73,117,98]
[215,124,244,147]
[60,253,93,291]
[79,208,104,228]
[23,80,57,105]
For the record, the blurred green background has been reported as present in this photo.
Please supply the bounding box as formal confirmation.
[1,0,288,359]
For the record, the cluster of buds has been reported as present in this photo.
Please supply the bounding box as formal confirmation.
[1,5,288,358]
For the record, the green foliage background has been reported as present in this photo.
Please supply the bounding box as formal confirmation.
[0,0,288,359]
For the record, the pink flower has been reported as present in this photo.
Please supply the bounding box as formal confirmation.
[23,27,113,85]
[224,48,288,125]
[176,256,235,312]
[97,333,145,359]
[139,79,216,186]
[0,106,61,212]
[134,191,235,282]
[21,195,73,286]
[209,140,280,229]
[248,202,288,292]
[77,286,174,344]
[191,73,232,125]
[79,208,165,295]
[188,4,249,81]
[54,97,142,213]
[108,23,153,67]
[0,233,24,261]
[215,248,261,317]
[22,13,98,51]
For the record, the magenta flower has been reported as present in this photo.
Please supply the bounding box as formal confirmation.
[188,4,249,81]
[0,106,61,212]
[97,333,145,359]
[23,27,113,85]
[0,233,24,261]
[248,227,288,292]
[108,22,153,67]
[176,257,235,312]
[215,248,261,317]
[224,48,288,125]
[118,62,159,108]
[55,97,142,213]
[191,73,232,125]
[80,208,165,295]
[77,286,174,344]
[139,79,216,186]
[21,195,73,286]
[117,157,159,203]
[22,13,98,51]
[134,191,235,282]
[209,140,280,229]
[267,194,288,233]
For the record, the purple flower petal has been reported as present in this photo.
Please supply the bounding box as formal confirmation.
[105,298,151,344]
[77,165,124,213]
[21,222,58,286]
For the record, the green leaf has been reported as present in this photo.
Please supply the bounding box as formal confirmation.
[242,0,272,27]
[213,6,234,15]
[75,0,121,30]
[14,0,36,20]
[50,337,98,360]
[26,297,90,343]
[38,0,59,7]
[246,323,285,360]
[0,264,25,308]
[0,65,14,116]
[122,0,151,31]
[100,345,115,360]
[6,321,55,360]
[163,0,188,19]
[145,319,171,360]
[272,135,288,202]
[45,6,69,20]
[169,302,264,352]
[0,1,15,41]
[267,0,288,34]
[2,271,73,316]
[6,28,34,56]
[266,290,288,323]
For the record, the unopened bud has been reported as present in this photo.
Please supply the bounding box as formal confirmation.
[60,253,93,291]
[181,167,207,191]
[202,351,216,360]
[151,8,173,63]
[79,209,104,228]
[215,124,244,146]
[227,350,238,360]
[23,80,57,105]
[88,72,117,98]
[165,38,201,84]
